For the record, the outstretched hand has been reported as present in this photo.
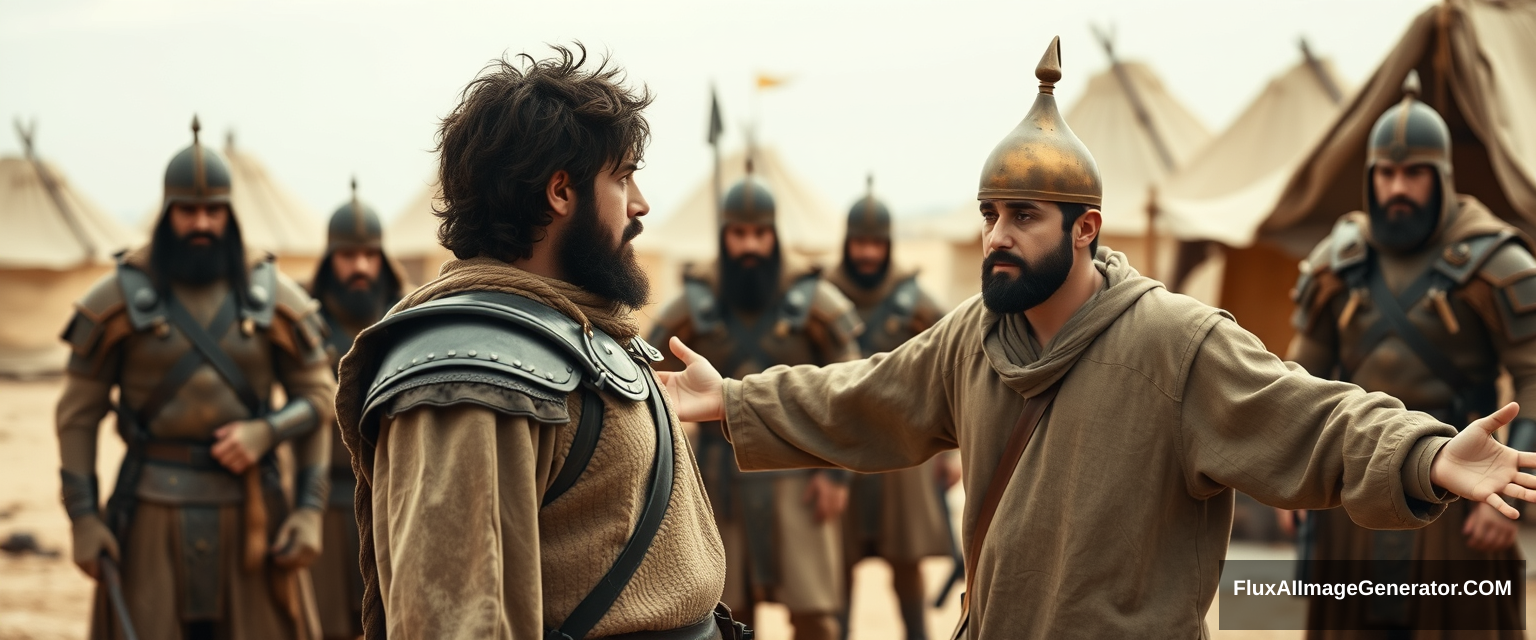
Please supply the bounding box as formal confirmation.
[1430,403,1536,519]
[655,337,726,423]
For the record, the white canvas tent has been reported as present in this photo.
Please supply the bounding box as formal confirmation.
[1154,44,1351,353]
[0,127,140,375]
[384,181,453,285]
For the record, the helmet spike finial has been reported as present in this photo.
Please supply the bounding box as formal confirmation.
[1036,36,1063,95]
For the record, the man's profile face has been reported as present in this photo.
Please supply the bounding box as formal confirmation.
[331,247,383,292]
[554,152,651,308]
[169,203,230,245]
[978,199,1080,314]
[846,237,889,276]
[1372,161,1436,217]
[723,223,776,266]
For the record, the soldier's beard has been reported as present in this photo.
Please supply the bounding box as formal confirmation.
[557,193,649,308]
[155,225,238,287]
[721,242,782,313]
[1370,188,1441,254]
[980,232,1074,314]
[842,244,889,290]
[321,270,388,324]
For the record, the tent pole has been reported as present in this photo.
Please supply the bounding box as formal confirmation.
[1145,184,1160,281]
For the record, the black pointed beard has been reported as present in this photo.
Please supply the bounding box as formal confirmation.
[980,232,1074,314]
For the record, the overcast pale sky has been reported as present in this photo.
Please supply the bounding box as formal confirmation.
[0,0,1427,230]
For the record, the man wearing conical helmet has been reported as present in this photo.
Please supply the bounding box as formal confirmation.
[655,38,1536,637]
[306,179,411,640]
[55,117,336,639]
[650,158,864,640]
[825,177,956,640]
[1278,70,1536,637]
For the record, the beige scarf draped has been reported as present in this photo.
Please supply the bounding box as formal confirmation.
[984,248,1164,398]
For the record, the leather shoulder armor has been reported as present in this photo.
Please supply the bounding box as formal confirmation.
[1478,241,1536,343]
[360,291,660,431]
[60,269,134,378]
[681,274,722,336]
[806,277,862,345]
[1290,224,1346,332]
[267,266,328,365]
[1328,216,1369,276]
[1435,230,1518,287]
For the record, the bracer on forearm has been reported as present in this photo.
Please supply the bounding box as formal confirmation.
[294,464,330,512]
[59,469,99,521]
[265,397,319,443]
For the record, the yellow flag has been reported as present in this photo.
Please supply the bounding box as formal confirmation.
[755,74,789,90]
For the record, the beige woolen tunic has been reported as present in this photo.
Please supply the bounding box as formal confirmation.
[721,250,1458,639]
[337,258,726,640]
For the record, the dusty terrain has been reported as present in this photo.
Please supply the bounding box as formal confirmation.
[2,376,1532,639]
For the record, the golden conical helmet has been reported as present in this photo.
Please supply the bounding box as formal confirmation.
[977,36,1102,207]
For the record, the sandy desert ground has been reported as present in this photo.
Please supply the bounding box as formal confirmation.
[3,376,1533,640]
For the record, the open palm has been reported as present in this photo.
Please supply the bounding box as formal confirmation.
[1431,403,1536,519]
[655,337,726,423]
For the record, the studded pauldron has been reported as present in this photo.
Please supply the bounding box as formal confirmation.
[360,291,665,435]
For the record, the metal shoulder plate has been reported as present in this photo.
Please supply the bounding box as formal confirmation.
[117,261,166,332]
[1478,240,1536,343]
[1328,217,1368,277]
[888,276,921,318]
[1290,233,1339,332]
[683,275,722,335]
[361,291,654,425]
[60,270,132,376]
[779,273,822,332]
[246,258,281,329]
[1433,230,1517,287]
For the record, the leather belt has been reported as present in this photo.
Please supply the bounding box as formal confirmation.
[143,441,224,472]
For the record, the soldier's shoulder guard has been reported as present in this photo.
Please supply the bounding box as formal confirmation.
[807,277,863,346]
[647,292,696,345]
[909,281,946,331]
[359,291,662,434]
[266,264,329,366]
[679,270,723,336]
[1289,220,1358,332]
[1476,240,1536,343]
[60,268,134,378]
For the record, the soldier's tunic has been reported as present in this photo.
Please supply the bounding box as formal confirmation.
[824,266,952,567]
[650,260,863,615]
[718,249,1461,638]
[57,247,336,640]
[333,257,726,640]
[1290,196,1536,638]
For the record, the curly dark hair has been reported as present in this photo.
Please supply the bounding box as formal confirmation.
[434,43,653,261]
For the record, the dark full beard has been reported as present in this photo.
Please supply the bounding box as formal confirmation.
[1370,190,1441,254]
[321,269,389,325]
[156,229,233,287]
[720,242,782,313]
[557,193,650,309]
[841,244,889,290]
[980,232,1075,314]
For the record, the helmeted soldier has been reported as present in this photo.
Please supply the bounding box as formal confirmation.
[306,178,409,640]
[56,116,335,640]
[823,178,955,640]
[1283,71,1536,637]
[650,159,864,640]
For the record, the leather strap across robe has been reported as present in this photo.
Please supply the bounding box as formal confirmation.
[949,380,1063,640]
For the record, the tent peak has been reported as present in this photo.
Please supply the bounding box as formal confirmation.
[1298,37,1345,105]
[13,118,35,160]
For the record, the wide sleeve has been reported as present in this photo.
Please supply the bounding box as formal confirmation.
[372,403,551,640]
[723,311,961,474]
[1180,317,1458,530]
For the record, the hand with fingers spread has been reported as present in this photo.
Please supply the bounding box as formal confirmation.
[1429,403,1536,519]
[657,337,726,423]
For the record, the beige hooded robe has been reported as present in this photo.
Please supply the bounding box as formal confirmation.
[722,249,1457,639]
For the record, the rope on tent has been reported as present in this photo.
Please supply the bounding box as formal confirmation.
[1089,24,1177,172]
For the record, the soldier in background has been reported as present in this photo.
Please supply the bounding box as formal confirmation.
[1280,71,1536,637]
[824,180,957,640]
[651,164,863,640]
[56,117,334,640]
[306,179,408,640]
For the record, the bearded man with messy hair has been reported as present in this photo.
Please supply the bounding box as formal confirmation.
[333,44,739,640]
